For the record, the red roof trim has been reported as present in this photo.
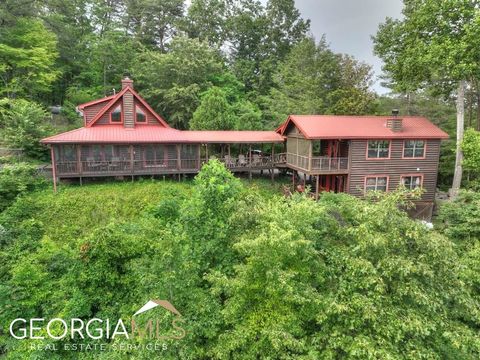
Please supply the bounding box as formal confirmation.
[78,95,115,110]
[86,87,129,127]
[279,115,312,139]
[129,87,170,127]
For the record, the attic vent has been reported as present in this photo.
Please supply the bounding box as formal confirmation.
[386,109,402,132]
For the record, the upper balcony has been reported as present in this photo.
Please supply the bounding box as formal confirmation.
[286,153,349,173]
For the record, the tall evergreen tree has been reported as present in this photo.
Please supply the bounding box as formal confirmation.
[190,86,235,130]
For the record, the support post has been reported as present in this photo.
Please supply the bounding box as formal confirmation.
[129,145,134,174]
[176,144,181,171]
[197,144,201,170]
[248,144,252,180]
[315,176,319,200]
[271,142,275,181]
[50,146,57,193]
[77,144,82,175]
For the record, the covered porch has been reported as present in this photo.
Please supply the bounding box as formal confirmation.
[51,142,287,180]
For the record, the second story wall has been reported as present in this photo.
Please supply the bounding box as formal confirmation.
[348,139,441,202]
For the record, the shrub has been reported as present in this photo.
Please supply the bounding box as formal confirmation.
[0,99,53,159]
[0,163,46,212]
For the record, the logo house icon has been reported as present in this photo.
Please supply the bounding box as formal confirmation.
[132,300,186,340]
[134,300,182,317]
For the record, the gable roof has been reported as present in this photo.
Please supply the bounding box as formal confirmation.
[277,115,449,140]
[77,95,115,110]
[86,86,170,128]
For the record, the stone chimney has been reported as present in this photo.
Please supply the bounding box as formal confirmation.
[386,109,402,132]
[121,76,134,128]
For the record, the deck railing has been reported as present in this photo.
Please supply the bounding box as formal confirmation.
[311,156,348,171]
[55,159,199,176]
[55,155,288,176]
[287,153,348,172]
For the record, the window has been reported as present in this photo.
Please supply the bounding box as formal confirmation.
[367,140,390,158]
[401,175,423,190]
[136,106,146,122]
[403,140,425,158]
[111,105,122,122]
[365,176,388,192]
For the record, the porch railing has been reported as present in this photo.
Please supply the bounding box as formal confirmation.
[287,153,348,172]
[54,154,289,176]
[55,159,199,175]
[311,156,348,171]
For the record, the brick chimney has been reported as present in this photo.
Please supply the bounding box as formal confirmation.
[386,109,402,132]
[121,76,134,128]
[121,76,133,89]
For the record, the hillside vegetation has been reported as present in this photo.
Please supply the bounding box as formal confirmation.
[0,161,479,359]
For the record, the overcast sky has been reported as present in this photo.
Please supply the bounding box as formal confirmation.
[291,0,404,94]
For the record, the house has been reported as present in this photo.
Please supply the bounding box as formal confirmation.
[41,77,449,219]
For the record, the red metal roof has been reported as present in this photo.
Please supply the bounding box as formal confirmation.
[77,95,115,110]
[41,125,284,144]
[182,130,284,143]
[279,115,449,139]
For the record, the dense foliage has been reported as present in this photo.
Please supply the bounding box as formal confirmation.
[0,162,478,359]
[0,99,54,159]
[0,162,46,212]
[0,0,377,135]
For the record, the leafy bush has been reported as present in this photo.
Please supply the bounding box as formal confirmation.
[436,190,480,244]
[0,99,53,159]
[0,162,46,212]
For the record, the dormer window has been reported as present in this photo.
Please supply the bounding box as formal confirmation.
[111,105,122,123]
[136,106,146,123]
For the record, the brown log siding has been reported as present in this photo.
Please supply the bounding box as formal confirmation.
[89,99,162,126]
[84,102,108,125]
[348,139,441,202]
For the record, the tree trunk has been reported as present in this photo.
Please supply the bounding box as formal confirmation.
[450,80,466,199]
[477,89,480,131]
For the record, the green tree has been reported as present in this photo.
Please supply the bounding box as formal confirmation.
[462,128,480,175]
[229,0,309,94]
[0,18,59,99]
[190,87,235,130]
[373,0,480,198]
[266,37,375,126]
[0,163,46,212]
[0,99,53,159]
[183,0,229,48]
[132,37,227,129]
[210,191,480,358]
[124,0,184,51]
[233,100,264,130]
